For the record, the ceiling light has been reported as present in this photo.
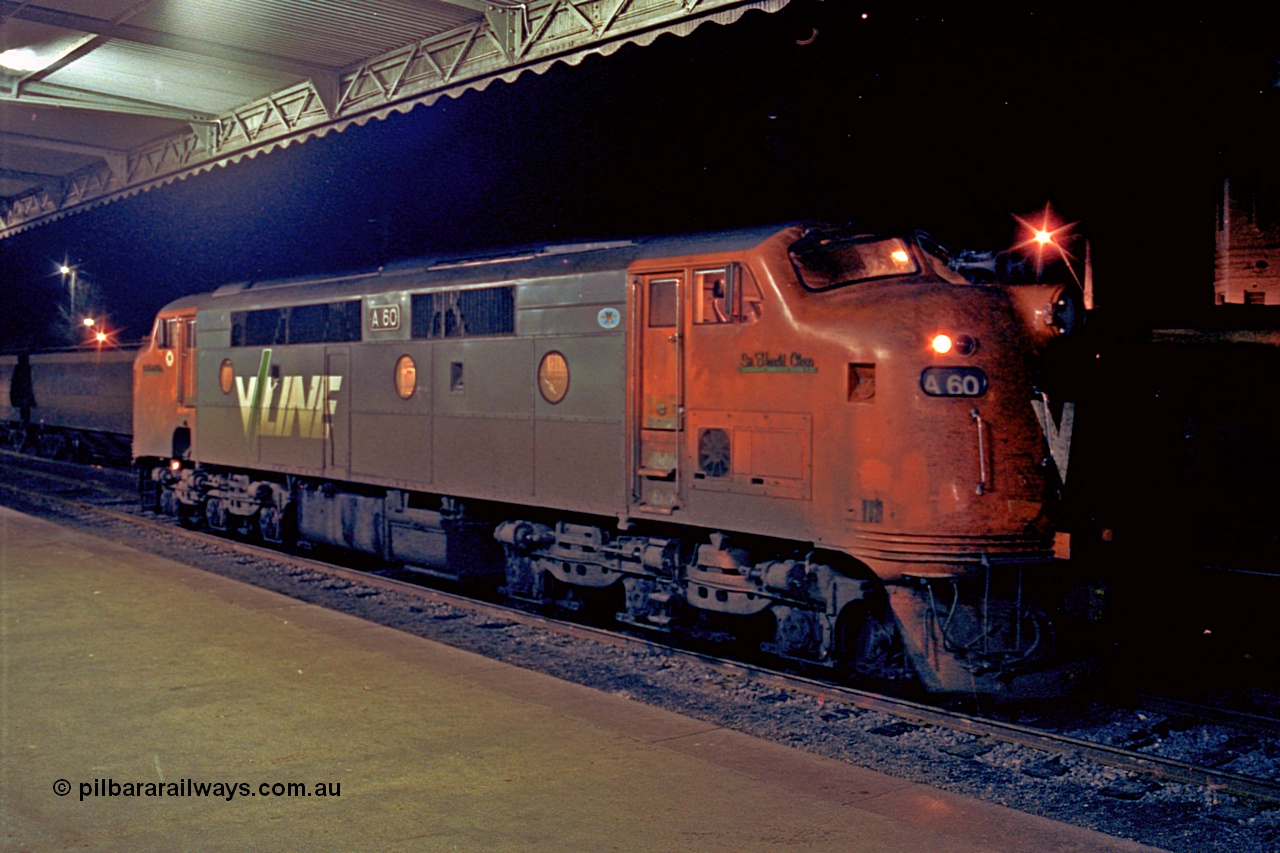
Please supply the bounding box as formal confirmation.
[0,48,47,73]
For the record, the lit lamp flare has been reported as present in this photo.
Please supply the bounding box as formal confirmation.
[57,259,81,326]
[1011,204,1083,288]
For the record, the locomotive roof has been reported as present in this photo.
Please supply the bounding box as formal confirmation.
[159,223,795,314]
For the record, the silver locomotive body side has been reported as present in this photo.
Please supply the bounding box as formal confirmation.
[189,268,631,516]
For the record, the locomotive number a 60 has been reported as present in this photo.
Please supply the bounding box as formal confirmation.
[920,367,988,397]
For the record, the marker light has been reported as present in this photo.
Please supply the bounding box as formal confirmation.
[169,459,182,472]
[931,334,953,354]
[83,317,95,327]
[1034,229,1054,246]
[95,331,107,343]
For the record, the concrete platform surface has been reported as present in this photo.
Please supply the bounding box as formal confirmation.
[0,506,1162,852]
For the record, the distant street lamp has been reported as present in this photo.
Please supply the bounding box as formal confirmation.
[58,260,79,321]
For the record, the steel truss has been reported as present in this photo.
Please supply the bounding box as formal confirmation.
[0,0,790,237]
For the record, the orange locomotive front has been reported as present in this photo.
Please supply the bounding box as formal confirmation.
[502,224,1081,694]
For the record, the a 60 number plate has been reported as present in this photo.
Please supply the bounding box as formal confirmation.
[920,367,988,397]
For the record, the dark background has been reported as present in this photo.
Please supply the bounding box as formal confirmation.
[2,0,1278,348]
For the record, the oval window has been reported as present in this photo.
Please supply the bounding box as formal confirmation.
[394,355,417,400]
[219,359,235,395]
[538,351,569,404]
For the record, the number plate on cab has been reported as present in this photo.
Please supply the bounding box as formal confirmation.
[920,367,988,397]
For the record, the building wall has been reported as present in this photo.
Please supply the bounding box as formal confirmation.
[1215,177,1280,305]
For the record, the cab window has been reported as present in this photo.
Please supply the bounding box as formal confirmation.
[648,279,678,327]
[790,231,918,291]
[694,265,763,325]
[155,318,177,348]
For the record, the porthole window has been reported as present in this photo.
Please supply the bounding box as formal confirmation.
[219,359,235,395]
[538,351,569,404]
[394,355,417,400]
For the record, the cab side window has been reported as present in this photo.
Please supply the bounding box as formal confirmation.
[695,270,732,324]
[694,265,763,325]
[155,318,177,348]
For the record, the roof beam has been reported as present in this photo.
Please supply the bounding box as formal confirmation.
[12,33,98,89]
[0,166,62,183]
[18,0,161,88]
[0,84,218,124]
[0,131,130,178]
[409,0,492,13]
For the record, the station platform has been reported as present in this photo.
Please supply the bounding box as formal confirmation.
[0,505,1160,852]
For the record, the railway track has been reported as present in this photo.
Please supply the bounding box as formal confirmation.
[2,450,1279,810]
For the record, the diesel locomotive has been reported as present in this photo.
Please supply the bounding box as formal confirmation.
[132,223,1083,694]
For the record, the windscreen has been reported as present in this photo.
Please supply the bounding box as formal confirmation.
[789,231,919,291]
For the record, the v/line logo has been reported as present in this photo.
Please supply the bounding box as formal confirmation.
[1031,396,1074,483]
[236,349,343,440]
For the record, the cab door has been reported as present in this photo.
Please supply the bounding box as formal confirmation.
[634,273,683,513]
[133,312,192,462]
[177,316,197,408]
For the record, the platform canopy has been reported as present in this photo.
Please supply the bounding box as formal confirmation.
[0,0,789,240]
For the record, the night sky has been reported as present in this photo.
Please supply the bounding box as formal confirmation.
[1,0,1278,349]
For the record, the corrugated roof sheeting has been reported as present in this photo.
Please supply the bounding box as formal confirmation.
[44,41,300,114]
[134,0,481,69]
[0,0,792,238]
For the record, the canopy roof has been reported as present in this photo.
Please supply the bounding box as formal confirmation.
[0,0,788,239]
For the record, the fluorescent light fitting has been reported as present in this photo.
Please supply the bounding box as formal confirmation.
[0,48,47,72]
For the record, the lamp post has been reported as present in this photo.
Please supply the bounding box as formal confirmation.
[59,261,79,322]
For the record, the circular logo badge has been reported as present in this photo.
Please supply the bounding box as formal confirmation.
[597,307,621,329]
[538,351,569,404]
[164,350,174,367]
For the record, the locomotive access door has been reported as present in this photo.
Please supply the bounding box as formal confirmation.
[634,273,683,513]
[177,316,196,408]
[324,347,350,477]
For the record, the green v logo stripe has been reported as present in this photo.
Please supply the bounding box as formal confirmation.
[247,349,272,442]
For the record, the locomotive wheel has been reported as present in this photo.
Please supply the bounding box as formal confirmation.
[138,468,162,512]
[836,600,911,684]
[259,502,297,547]
[177,501,203,529]
[37,433,69,460]
[234,510,260,540]
[4,426,25,452]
